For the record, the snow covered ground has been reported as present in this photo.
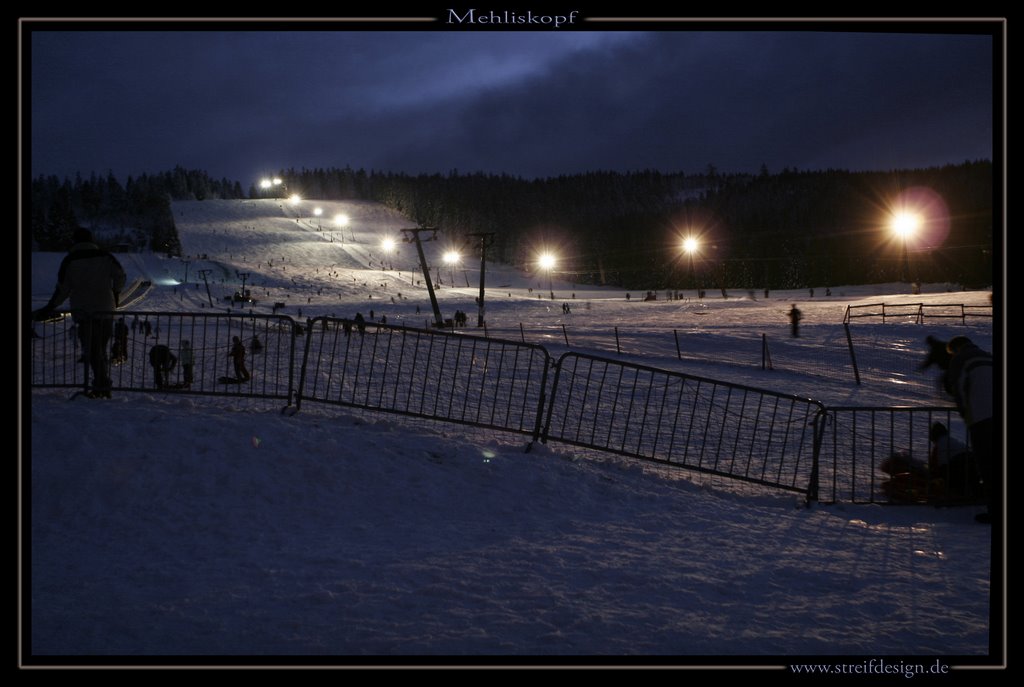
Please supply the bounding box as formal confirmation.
[23,199,1000,666]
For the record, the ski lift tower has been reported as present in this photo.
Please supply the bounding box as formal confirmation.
[401,227,446,328]
[197,269,214,307]
[238,272,250,301]
[468,232,495,327]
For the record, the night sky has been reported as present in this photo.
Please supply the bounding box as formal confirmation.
[25,17,999,186]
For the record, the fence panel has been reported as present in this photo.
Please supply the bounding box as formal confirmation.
[28,311,298,402]
[542,352,826,496]
[844,302,993,325]
[295,318,551,439]
[818,406,973,504]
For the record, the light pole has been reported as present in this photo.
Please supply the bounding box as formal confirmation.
[891,212,920,283]
[682,236,699,291]
[538,252,556,299]
[443,250,461,288]
[259,177,285,198]
[334,214,349,243]
[381,237,396,270]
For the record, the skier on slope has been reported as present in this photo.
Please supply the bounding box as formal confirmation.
[788,304,802,338]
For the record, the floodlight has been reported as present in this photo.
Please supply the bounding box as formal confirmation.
[891,212,920,239]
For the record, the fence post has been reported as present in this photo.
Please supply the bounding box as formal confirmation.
[293,315,315,412]
[673,329,681,360]
[806,409,826,505]
[844,322,861,386]
[761,333,773,370]
[614,326,620,354]
[77,335,90,397]
[528,351,555,449]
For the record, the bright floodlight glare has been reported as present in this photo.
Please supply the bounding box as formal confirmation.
[683,237,699,254]
[272,178,283,186]
[443,250,461,265]
[289,194,302,205]
[334,213,349,226]
[538,252,557,271]
[381,238,396,252]
[259,179,272,189]
[313,207,323,216]
[891,212,920,238]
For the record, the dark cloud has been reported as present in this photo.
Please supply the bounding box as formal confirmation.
[27,25,996,184]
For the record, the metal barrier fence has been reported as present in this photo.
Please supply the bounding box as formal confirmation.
[33,311,977,505]
[295,317,551,440]
[844,302,993,325]
[29,311,298,402]
[818,406,975,504]
[541,352,827,499]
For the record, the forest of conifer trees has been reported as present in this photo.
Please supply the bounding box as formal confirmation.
[29,160,993,289]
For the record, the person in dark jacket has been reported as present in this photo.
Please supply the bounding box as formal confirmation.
[229,336,250,381]
[943,336,995,523]
[149,344,177,389]
[33,228,126,398]
[928,421,980,500]
[788,304,802,338]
